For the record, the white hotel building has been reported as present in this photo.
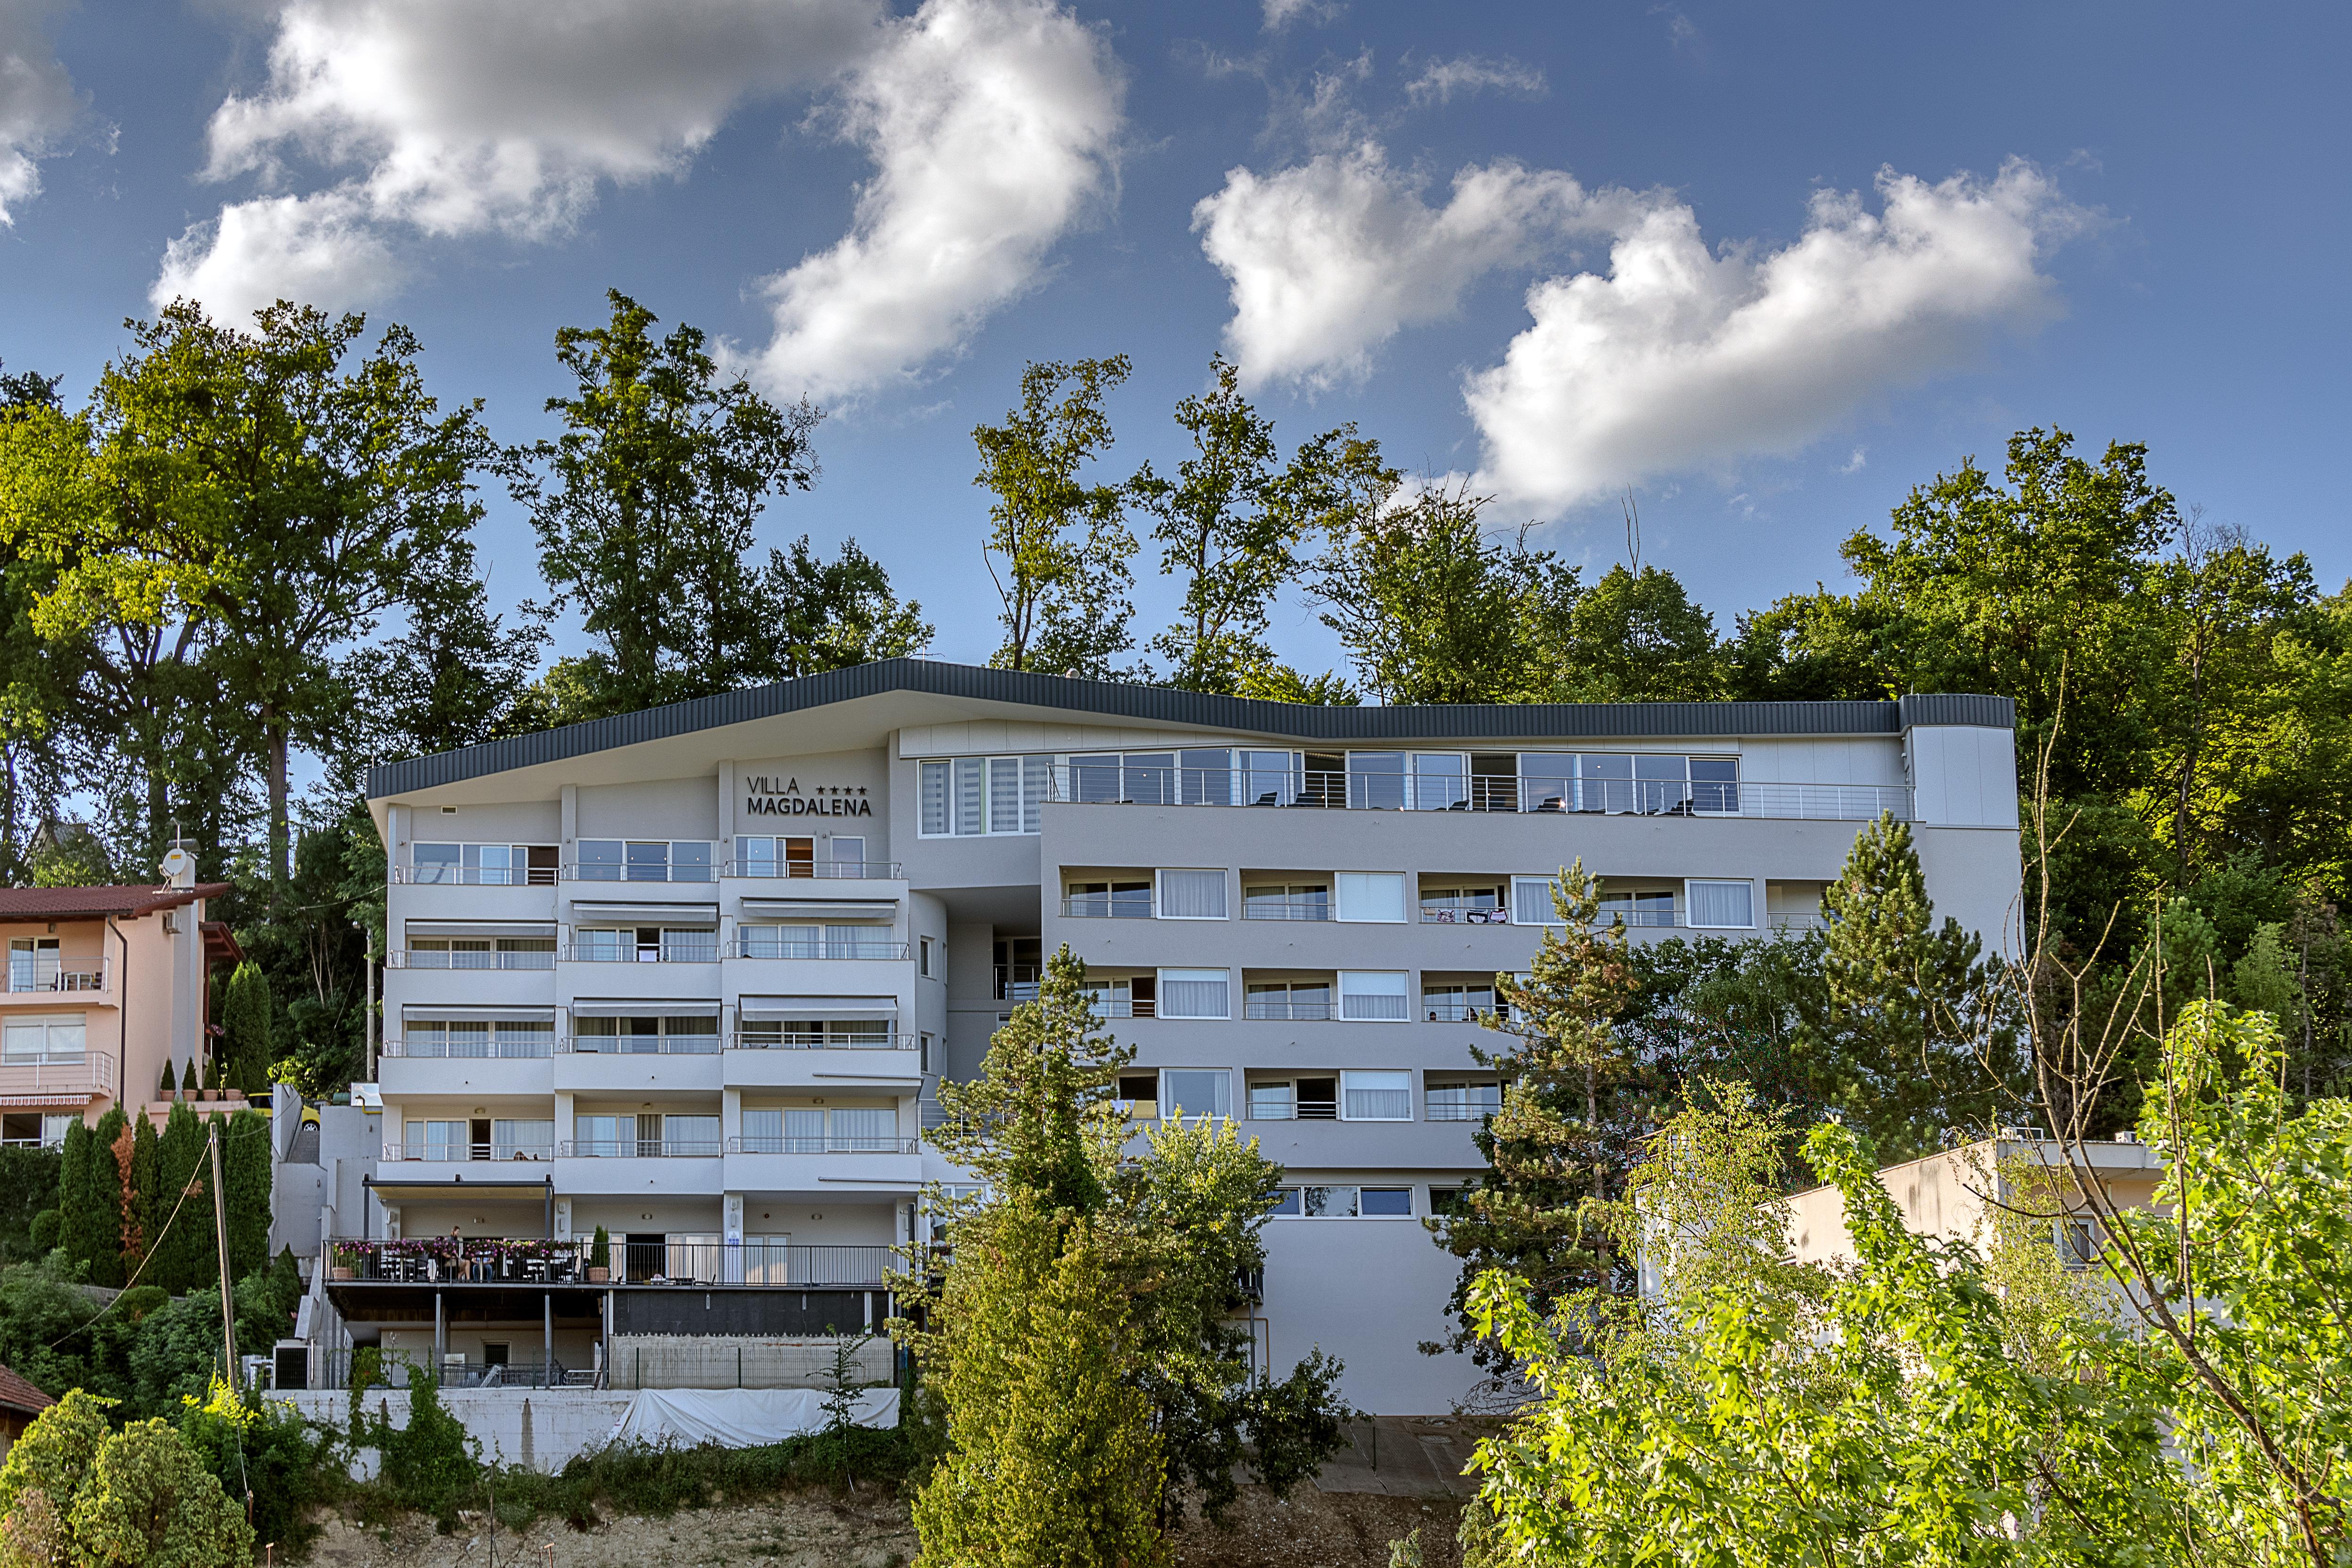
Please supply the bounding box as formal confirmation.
[345,659,2020,1412]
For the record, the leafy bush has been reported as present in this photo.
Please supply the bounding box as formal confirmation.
[179,1377,332,1555]
[0,1146,63,1264]
[367,1370,477,1522]
[484,1428,921,1531]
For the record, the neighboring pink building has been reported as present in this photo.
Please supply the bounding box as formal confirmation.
[0,848,237,1143]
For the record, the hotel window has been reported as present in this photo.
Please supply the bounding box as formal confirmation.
[1064,880,1151,918]
[1157,968,1230,1020]
[1270,1185,1414,1218]
[919,936,934,977]
[1419,884,1506,924]
[1686,879,1756,929]
[1422,982,1496,1022]
[919,756,1053,836]
[1247,1080,1295,1121]
[742,1106,897,1153]
[404,1120,467,1160]
[1510,876,1563,926]
[405,1019,554,1058]
[1247,1076,1338,1120]
[1,1017,83,1063]
[1243,882,1329,921]
[1245,980,1330,1021]
[1083,976,1154,1018]
[574,840,713,883]
[1341,1069,1411,1121]
[1338,971,1409,1022]
[1426,1080,1503,1121]
[409,843,559,885]
[1155,869,1228,920]
[571,1016,719,1052]
[491,1119,554,1159]
[1599,887,1680,928]
[1334,871,1406,924]
[1159,1069,1231,1122]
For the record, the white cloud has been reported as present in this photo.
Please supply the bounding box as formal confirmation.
[742,0,1124,401]
[1261,0,1343,31]
[0,0,81,224]
[1193,142,1630,390]
[1402,54,1545,108]
[154,0,883,312]
[1467,162,2086,512]
[154,188,403,321]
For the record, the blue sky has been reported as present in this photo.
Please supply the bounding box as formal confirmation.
[2,0,2346,676]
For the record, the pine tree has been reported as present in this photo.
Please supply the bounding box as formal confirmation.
[224,1110,271,1281]
[180,1059,198,1094]
[910,1197,1167,1568]
[83,1109,126,1288]
[55,1120,95,1270]
[1432,861,1640,1366]
[153,1101,205,1293]
[218,962,275,1095]
[125,1116,160,1281]
[1818,811,2007,1160]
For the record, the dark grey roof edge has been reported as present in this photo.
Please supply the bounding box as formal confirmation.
[1897,693,2016,730]
[367,659,2012,798]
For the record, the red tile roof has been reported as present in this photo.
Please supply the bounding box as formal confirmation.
[0,884,230,923]
[0,1363,53,1417]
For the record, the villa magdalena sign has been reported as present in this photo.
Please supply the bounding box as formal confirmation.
[743,776,874,817]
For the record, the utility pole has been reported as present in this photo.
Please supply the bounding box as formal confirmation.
[211,1120,238,1393]
[357,921,376,1081]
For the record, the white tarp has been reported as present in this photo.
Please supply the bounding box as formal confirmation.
[607,1387,900,1448]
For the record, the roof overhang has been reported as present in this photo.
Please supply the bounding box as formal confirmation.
[363,658,2014,826]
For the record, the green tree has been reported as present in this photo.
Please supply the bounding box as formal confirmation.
[82,1109,125,1289]
[52,1120,96,1275]
[222,1112,270,1284]
[151,1101,205,1295]
[217,962,274,1096]
[124,1115,159,1280]
[742,534,932,682]
[1430,864,1640,1367]
[0,1391,254,1568]
[1460,1098,2185,1568]
[974,356,1138,678]
[1546,564,1727,701]
[1129,357,1367,692]
[0,301,494,906]
[505,290,824,720]
[910,1196,1167,1568]
[1818,812,2011,1161]
[1307,478,1580,704]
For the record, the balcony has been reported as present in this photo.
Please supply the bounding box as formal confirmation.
[1060,894,1151,919]
[729,1030,911,1051]
[383,1035,553,1059]
[384,1141,555,1163]
[392,866,558,886]
[5,959,108,995]
[1418,905,1509,926]
[1245,999,1332,1021]
[731,857,901,880]
[323,1236,896,1289]
[995,964,1040,1001]
[733,936,908,961]
[558,1034,721,1055]
[1240,900,1332,922]
[389,949,557,971]
[560,1139,725,1158]
[1768,911,1831,931]
[0,1054,113,1101]
[1035,763,1906,822]
[561,941,721,963]
[728,1135,919,1155]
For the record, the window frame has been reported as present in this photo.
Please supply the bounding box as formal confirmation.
[1156,967,1231,1020]
[1340,1068,1413,1121]
[1154,868,1230,921]
[1685,878,1757,930]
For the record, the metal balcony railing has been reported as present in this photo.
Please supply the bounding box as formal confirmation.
[319,1237,897,1290]
[6,958,108,993]
[560,942,721,963]
[1244,999,1332,1021]
[382,1036,554,1059]
[392,866,558,886]
[1240,901,1332,922]
[562,860,718,884]
[1418,905,1509,925]
[727,1134,920,1155]
[729,1030,910,1051]
[558,1034,721,1055]
[733,937,908,961]
[995,965,1041,1001]
[730,858,902,880]
[1037,764,1909,822]
[1768,911,1832,931]
[1082,997,1153,1018]
[0,1055,113,1095]
[384,1142,555,1163]
[559,1140,724,1158]
[1420,1002,1501,1023]
[388,949,557,971]
[1425,1098,1502,1122]
[1060,894,1152,919]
